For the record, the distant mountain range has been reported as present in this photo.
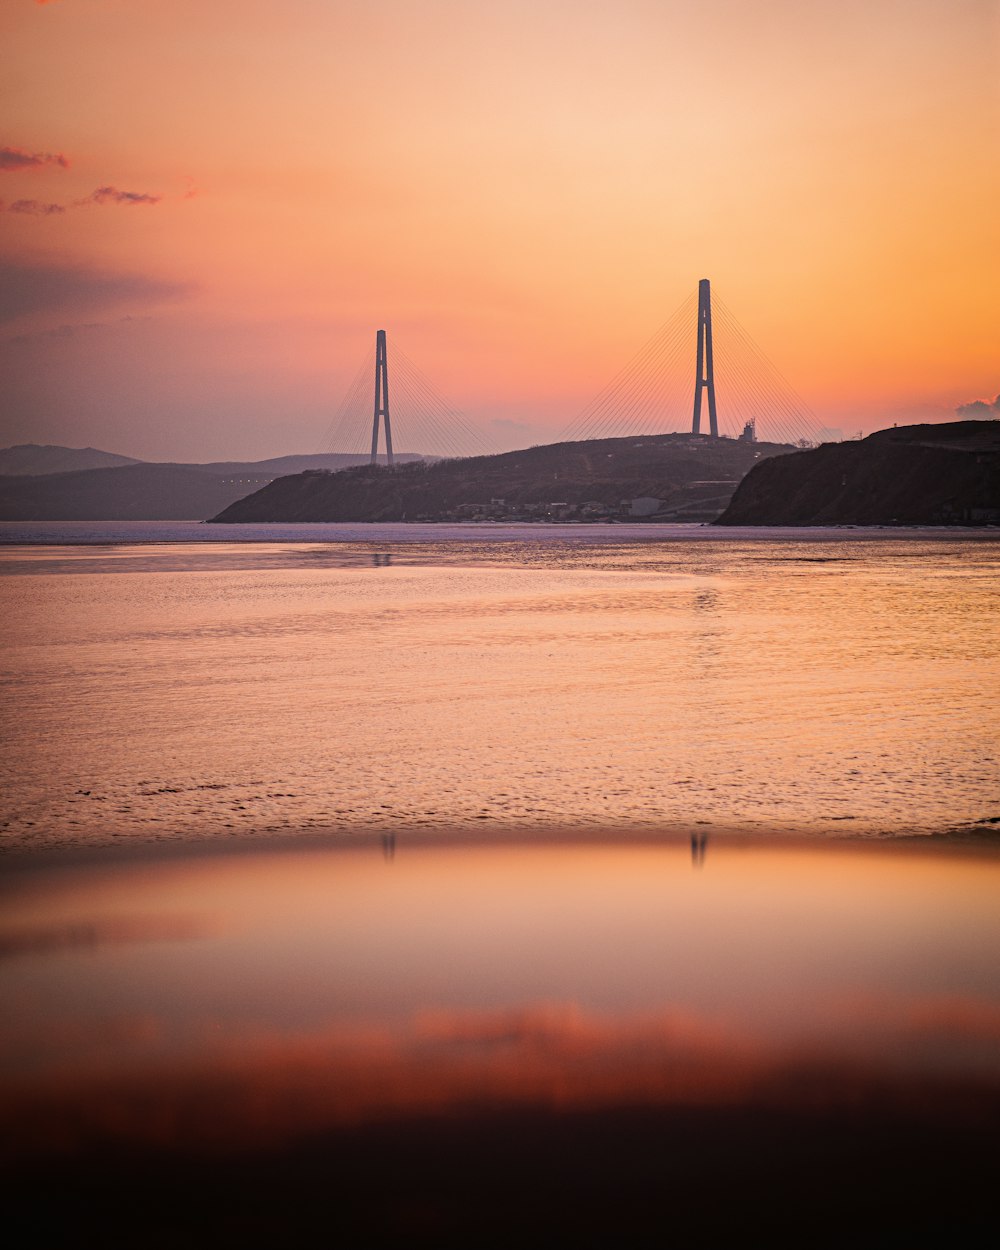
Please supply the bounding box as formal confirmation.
[0,445,427,521]
[0,444,143,476]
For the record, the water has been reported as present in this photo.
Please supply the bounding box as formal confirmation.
[4,836,1000,1135]
[3,521,999,1244]
[2,522,997,852]
[3,832,1000,1244]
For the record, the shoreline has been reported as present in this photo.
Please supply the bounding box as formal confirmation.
[3,518,1000,547]
[2,817,998,875]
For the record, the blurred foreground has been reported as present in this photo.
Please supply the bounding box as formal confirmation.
[3,833,998,1246]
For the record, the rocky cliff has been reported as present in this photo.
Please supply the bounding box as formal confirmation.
[715,421,1000,526]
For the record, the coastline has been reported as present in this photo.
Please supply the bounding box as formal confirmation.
[2,817,998,875]
[3,517,1000,546]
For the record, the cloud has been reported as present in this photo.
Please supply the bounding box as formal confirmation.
[8,313,154,345]
[0,146,68,172]
[0,258,193,324]
[87,185,161,207]
[956,394,1000,418]
[3,186,164,217]
[7,198,65,216]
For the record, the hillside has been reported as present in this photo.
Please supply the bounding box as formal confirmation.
[715,421,1000,525]
[186,452,426,476]
[0,464,251,522]
[212,434,795,523]
[0,444,141,476]
[0,451,426,520]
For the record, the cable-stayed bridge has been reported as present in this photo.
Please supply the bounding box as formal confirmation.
[326,281,821,462]
[561,280,820,446]
[324,330,498,463]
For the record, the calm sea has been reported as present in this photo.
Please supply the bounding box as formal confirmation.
[2,521,996,852]
[4,520,1000,1244]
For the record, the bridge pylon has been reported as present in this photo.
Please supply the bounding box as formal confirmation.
[370,328,394,467]
[692,278,719,438]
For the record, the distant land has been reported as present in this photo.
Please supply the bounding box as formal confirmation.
[212,434,793,523]
[0,448,425,521]
[716,421,1000,525]
[7,424,996,526]
[0,463,253,523]
[0,444,143,476]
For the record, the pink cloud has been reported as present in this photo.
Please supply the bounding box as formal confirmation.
[7,198,65,216]
[0,146,68,172]
[4,186,165,218]
[87,185,161,207]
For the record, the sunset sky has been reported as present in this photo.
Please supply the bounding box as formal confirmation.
[2,0,998,460]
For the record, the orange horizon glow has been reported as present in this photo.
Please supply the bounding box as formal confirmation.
[2,0,998,459]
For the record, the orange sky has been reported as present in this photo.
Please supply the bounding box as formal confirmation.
[2,0,998,459]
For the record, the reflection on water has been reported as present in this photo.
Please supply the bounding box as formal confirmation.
[690,831,709,866]
[2,528,997,851]
[3,836,1000,1141]
[2,835,999,1244]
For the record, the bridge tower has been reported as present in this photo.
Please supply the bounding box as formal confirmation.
[691,278,719,438]
[370,328,394,467]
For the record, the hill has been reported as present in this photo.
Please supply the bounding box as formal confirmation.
[0,464,253,522]
[212,434,795,523]
[715,421,1000,525]
[0,451,428,520]
[184,452,427,476]
[0,444,142,476]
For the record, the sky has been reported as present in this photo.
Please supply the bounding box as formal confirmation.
[1,0,998,461]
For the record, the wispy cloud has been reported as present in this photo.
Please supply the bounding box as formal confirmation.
[7,313,154,346]
[6,198,65,216]
[3,186,164,216]
[0,146,68,172]
[0,258,193,324]
[2,143,169,212]
[88,185,161,207]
